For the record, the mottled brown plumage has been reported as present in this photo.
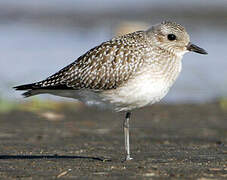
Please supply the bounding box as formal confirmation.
[14,21,207,161]
[30,31,147,91]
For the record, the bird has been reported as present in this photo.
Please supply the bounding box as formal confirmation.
[14,21,207,161]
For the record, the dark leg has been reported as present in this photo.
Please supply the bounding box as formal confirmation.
[124,111,133,160]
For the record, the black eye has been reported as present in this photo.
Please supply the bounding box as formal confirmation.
[167,34,176,41]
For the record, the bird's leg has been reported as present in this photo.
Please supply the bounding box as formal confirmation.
[123,111,133,160]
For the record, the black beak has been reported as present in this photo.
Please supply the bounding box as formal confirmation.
[187,42,208,55]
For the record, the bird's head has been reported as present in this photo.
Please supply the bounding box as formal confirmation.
[147,21,208,57]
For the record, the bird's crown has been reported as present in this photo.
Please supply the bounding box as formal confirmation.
[146,21,190,56]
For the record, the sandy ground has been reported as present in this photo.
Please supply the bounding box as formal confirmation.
[0,103,226,179]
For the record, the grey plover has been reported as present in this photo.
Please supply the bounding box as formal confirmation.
[14,21,207,160]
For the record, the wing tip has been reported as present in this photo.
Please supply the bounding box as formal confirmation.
[13,83,35,91]
[14,83,41,98]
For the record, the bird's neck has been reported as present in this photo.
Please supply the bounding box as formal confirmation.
[144,47,182,85]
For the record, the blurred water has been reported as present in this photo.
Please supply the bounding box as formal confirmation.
[1,22,226,103]
[0,1,227,103]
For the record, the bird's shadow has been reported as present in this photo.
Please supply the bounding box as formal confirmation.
[0,154,111,162]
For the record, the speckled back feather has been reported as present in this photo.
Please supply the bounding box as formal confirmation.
[32,31,148,91]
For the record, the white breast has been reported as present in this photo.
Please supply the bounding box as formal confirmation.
[101,73,170,111]
[101,58,182,111]
[47,57,182,112]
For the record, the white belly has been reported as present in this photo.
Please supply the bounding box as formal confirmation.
[102,74,171,111]
[46,76,170,112]
[46,67,180,112]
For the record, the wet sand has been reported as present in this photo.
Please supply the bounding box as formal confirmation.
[0,103,226,179]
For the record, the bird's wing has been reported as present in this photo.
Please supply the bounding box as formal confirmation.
[31,32,146,91]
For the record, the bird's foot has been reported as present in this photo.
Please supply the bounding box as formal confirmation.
[124,155,133,161]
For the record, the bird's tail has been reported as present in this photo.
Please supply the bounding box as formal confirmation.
[14,83,42,97]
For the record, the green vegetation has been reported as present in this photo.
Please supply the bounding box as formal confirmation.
[0,96,227,114]
[0,98,17,113]
[0,97,82,114]
[219,97,227,111]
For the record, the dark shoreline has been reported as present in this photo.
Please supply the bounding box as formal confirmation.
[0,102,226,179]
